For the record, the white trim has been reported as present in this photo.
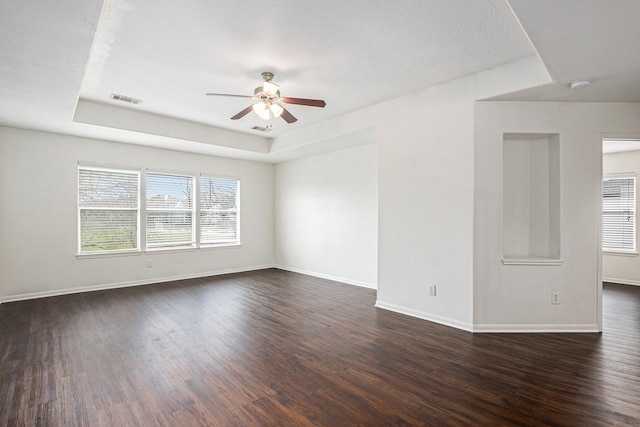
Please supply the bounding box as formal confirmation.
[76,243,241,258]
[374,300,473,332]
[145,167,197,178]
[77,161,140,172]
[145,246,198,254]
[0,265,275,303]
[200,172,241,181]
[502,257,563,266]
[602,277,640,287]
[603,250,638,257]
[604,171,637,179]
[77,250,143,259]
[199,242,242,250]
[472,323,600,333]
[274,265,377,289]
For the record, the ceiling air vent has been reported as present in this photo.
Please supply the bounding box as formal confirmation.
[110,93,143,104]
[252,125,272,132]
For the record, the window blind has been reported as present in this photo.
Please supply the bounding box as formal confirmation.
[78,167,139,253]
[146,172,195,248]
[200,176,239,245]
[603,177,636,252]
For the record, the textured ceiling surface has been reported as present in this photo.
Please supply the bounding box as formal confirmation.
[1,0,639,160]
[78,0,532,134]
[493,0,640,102]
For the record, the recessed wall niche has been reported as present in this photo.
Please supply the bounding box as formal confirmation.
[502,133,561,265]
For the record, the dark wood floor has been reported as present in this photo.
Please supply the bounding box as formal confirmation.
[1,271,639,426]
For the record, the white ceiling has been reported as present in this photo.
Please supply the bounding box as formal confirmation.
[493,0,640,103]
[1,0,639,161]
[603,139,640,155]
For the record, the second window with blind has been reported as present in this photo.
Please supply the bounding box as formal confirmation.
[602,175,636,254]
[145,171,240,250]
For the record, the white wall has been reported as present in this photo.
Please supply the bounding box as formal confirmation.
[376,77,477,330]
[0,127,274,300]
[603,149,640,286]
[503,139,534,256]
[274,143,378,288]
[269,56,552,331]
[474,102,640,332]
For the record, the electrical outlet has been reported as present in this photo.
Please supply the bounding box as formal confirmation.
[428,284,437,296]
[552,291,560,305]
[147,259,153,268]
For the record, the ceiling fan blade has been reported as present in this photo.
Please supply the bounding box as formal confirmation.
[206,93,253,99]
[279,105,297,123]
[230,105,255,120]
[281,97,326,108]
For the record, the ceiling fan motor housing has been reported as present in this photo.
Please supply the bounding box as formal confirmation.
[254,86,280,101]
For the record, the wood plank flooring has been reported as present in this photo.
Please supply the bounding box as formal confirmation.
[1,270,639,426]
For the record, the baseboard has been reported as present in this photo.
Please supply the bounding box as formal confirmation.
[374,301,599,333]
[274,265,377,290]
[603,277,640,287]
[374,300,474,332]
[472,323,600,333]
[0,264,275,303]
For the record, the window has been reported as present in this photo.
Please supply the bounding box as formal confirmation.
[146,172,195,249]
[603,176,636,253]
[78,165,240,255]
[200,176,239,245]
[78,166,140,253]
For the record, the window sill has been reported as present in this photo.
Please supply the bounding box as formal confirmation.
[603,250,638,257]
[502,257,563,266]
[77,250,142,259]
[77,243,241,259]
[200,242,241,250]
[146,246,198,254]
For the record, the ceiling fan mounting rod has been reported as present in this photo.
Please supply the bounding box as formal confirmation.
[261,72,274,82]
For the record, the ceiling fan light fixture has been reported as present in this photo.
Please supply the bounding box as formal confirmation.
[252,102,270,120]
[252,101,265,112]
[270,103,283,118]
[258,109,271,120]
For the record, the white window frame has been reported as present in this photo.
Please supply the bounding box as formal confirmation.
[199,174,240,247]
[145,170,197,251]
[77,163,141,256]
[602,174,637,255]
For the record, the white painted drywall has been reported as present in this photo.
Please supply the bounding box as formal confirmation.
[0,127,274,300]
[474,102,640,331]
[269,56,552,331]
[503,139,533,257]
[603,149,640,286]
[376,76,477,330]
[528,139,552,257]
[274,143,378,288]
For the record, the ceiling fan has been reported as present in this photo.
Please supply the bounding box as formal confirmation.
[206,72,326,123]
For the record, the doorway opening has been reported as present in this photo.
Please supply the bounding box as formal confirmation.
[601,138,640,329]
